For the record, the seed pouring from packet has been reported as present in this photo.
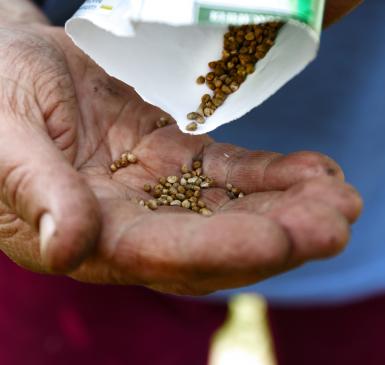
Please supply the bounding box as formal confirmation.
[65,0,325,135]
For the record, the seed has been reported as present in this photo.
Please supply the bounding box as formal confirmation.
[167,176,178,184]
[186,122,198,132]
[170,200,182,207]
[238,192,245,198]
[139,200,146,207]
[204,107,214,117]
[187,112,202,120]
[180,165,189,174]
[183,173,192,179]
[206,72,215,81]
[197,200,206,208]
[180,178,187,186]
[182,200,191,209]
[143,184,152,192]
[192,160,202,169]
[147,200,158,210]
[167,196,173,203]
[230,82,239,92]
[226,183,233,191]
[159,177,166,185]
[200,208,213,217]
[196,115,206,124]
[196,76,205,84]
[188,177,198,184]
[201,94,211,104]
[110,164,118,172]
[156,117,170,128]
[201,182,210,188]
[245,32,255,41]
[169,187,178,195]
[195,168,202,176]
[221,85,232,94]
[127,153,138,163]
[177,186,186,194]
[176,193,185,200]
[192,206,200,213]
[115,160,122,168]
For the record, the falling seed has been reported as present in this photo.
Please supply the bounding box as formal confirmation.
[186,122,198,132]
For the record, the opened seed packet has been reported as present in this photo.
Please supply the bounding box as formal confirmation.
[65,0,325,135]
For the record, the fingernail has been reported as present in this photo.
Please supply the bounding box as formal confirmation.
[39,213,56,258]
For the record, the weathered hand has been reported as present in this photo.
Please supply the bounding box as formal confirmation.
[0,25,362,295]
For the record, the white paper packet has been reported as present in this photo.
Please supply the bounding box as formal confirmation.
[65,0,325,135]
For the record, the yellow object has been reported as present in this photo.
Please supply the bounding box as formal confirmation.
[208,294,277,365]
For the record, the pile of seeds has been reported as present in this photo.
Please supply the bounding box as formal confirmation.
[186,21,283,132]
[110,152,138,173]
[110,155,246,216]
[139,160,214,216]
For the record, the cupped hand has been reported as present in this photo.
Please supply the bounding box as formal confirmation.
[0,24,362,295]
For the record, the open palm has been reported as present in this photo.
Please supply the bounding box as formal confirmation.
[0,24,362,295]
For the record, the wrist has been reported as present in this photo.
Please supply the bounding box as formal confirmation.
[0,0,49,26]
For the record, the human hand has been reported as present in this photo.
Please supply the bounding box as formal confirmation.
[0,24,362,295]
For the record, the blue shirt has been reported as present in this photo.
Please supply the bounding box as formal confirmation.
[41,0,385,304]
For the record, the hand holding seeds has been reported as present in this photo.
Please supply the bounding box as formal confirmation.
[0,25,363,295]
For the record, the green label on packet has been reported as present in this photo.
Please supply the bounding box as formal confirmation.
[196,0,325,34]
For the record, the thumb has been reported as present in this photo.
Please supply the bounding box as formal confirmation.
[0,117,101,273]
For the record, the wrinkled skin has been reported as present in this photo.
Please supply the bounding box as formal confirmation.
[0,24,362,295]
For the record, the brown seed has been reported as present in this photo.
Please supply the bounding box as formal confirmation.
[143,184,152,193]
[245,32,255,41]
[193,160,202,169]
[208,61,217,69]
[187,112,202,120]
[110,164,118,173]
[170,200,182,207]
[181,165,189,173]
[200,182,210,188]
[159,177,167,185]
[186,122,198,132]
[201,94,211,104]
[182,200,191,209]
[238,192,245,198]
[127,153,138,163]
[226,183,233,191]
[180,178,187,186]
[197,200,206,208]
[192,206,200,213]
[147,200,158,210]
[200,208,213,217]
[167,176,178,184]
[221,85,231,95]
[115,160,122,168]
[177,186,186,194]
[176,193,185,200]
[196,76,205,84]
[206,72,215,81]
[203,107,214,117]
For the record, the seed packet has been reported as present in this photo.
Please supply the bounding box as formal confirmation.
[65,0,325,135]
